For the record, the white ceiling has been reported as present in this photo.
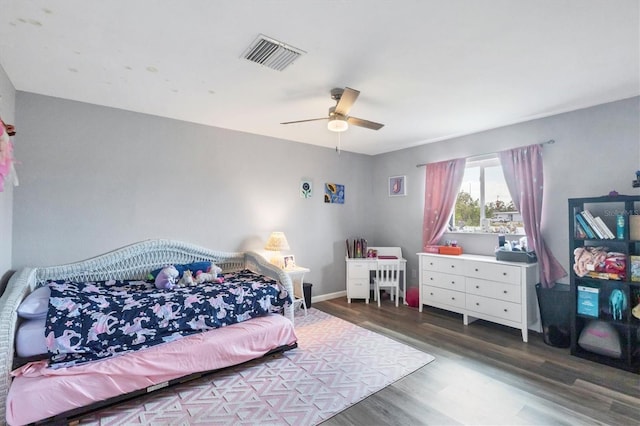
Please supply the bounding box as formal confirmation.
[0,1,638,155]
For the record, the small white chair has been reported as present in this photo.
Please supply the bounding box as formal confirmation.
[374,259,401,307]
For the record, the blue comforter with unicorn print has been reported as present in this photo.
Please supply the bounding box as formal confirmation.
[44,269,291,368]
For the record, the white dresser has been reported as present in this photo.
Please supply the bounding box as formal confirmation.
[417,252,539,342]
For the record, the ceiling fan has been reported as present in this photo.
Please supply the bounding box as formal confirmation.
[281,87,384,132]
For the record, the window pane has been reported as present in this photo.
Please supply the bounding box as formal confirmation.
[450,158,524,235]
[484,165,522,234]
[454,166,480,229]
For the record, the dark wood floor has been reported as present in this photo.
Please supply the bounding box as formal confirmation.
[312,297,639,426]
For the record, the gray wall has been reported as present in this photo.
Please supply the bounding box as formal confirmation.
[10,93,640,298]
[371,96,640,287]
[13,92,375,298]
[0,64,16,286]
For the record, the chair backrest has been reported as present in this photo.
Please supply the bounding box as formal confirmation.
[376,259,401,286]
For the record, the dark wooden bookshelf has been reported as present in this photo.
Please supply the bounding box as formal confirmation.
[568,195,640,373]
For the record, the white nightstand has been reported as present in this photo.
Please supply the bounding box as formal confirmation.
[284,266,310,316]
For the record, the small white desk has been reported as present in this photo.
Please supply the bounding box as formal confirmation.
[284,266,310,315]
[345,247,407,304]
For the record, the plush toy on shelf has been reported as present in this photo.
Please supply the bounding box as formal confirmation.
[573,247,607,277]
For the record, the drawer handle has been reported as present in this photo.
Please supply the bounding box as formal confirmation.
[430,292,434,296]
[475,285,480,289]
[476,302,480,306]
[451,297,456,300]
[430,277,434,281]
[503,308,508,312]
[451,281,455,284]
[503,290,508,294]
[503,272,507,276]
[451,265,455,268]
[475,268,479,272]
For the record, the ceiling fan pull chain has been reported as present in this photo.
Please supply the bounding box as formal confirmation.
[336,132,341,155]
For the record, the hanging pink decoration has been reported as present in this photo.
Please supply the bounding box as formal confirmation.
[0,118,15,192]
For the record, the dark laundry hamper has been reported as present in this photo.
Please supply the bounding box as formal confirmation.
[536,283,571,347]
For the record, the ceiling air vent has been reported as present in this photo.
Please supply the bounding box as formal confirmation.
[242,34,305,71]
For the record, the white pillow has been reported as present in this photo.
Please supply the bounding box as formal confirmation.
[17,286,51,319]
[16,317,48,357]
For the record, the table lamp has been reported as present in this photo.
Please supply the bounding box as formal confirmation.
[265,231,290,267]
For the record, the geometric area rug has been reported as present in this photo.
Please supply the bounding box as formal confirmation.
[78,308,435,425]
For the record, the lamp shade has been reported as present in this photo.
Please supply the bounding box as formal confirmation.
[327,116,348,132]
[265,232,290,251]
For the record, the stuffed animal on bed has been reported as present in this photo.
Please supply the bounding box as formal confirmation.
[195,264,224,284]
[155,265,180,289]
[151,262,223,288]
[178,270,196,286]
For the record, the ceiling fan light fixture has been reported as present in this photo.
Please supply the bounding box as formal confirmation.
[327,116,348,132]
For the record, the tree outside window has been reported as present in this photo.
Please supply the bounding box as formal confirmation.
[450,156,523,234]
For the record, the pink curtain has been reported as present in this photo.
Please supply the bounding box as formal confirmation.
[499,144,566,288]
[422,158,466,248]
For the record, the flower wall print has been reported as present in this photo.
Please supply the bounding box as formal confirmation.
[300,180,312,198]
[389,175,406,197]
[324,183,344,204]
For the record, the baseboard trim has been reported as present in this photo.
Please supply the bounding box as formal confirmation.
[311,290,345,304]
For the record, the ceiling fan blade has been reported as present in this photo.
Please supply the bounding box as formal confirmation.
[347,116,384,130]
[281,117,327,125]
[334,87,359,116]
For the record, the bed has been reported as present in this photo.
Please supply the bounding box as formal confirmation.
[0,239,298,425]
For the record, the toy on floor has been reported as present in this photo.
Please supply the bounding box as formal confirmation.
[406,287,419,308]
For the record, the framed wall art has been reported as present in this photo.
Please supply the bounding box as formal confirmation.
[324,183,344,204]
[388,175,406,197]
[300,180,312,198]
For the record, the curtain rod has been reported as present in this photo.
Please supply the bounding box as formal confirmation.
[415,139,556,168]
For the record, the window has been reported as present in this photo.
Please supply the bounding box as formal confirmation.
[450,155,524,234]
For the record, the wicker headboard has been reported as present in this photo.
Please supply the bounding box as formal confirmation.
[0,239,295,423]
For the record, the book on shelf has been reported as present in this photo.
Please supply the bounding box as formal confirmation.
[575,221,587,239]
[581,210,615,239]
[577,285,599,317]
[350,238,367,258]
[580,210,605,239]
[575,213,596,239]
[589,212,615,239]
[594,216,616,239]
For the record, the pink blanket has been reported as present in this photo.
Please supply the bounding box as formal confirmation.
[6,314,297,425]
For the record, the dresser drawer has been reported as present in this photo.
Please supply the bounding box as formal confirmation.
[348,278,370,298]
[466,277,521,304]
[348,262,371,279]
[422,285,465,309]
[421,271,465,292]
[465,260,520,285]
[422,256,465,274]
[421,256,440,271]
[466,294,522,323]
